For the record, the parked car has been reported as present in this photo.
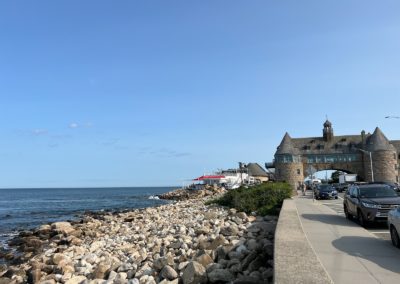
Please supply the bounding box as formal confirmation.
[343,184,400,227]
[388,207,400,248]
[314,184,338,200]
[335,183,349,193]
[373,182,400,193]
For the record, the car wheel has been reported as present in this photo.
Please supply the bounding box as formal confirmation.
[335,196,338,199]
[357,210,368,227]
[344,205,352,220]
[390,226,400,248]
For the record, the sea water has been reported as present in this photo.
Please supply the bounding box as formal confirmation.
[0,187,173,250]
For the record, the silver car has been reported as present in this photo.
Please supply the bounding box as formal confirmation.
[388,207,400,248]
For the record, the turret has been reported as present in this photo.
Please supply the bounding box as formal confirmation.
[275,133,304,193]
[364,127,397,182]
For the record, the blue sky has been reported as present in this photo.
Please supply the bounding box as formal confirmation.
[1,1,400,187]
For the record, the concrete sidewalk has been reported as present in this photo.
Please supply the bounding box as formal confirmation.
[295,194,400,284]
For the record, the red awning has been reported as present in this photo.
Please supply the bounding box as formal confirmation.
[193,175,225,181]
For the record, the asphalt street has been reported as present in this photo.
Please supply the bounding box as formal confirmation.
[311,191,392,241]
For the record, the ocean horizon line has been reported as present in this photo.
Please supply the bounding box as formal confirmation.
[0,185,178,190]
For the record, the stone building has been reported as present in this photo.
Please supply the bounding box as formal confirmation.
[273,120,400,192]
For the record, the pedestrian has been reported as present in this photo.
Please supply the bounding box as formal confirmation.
[302,182,307,196]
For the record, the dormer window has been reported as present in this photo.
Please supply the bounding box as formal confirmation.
[318,145,325,150]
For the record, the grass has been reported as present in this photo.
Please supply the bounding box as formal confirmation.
[207,182,292,216]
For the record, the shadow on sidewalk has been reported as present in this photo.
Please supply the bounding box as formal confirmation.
[332,236,400,274]
[301,213,359,227]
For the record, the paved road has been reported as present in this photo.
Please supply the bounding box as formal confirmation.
[295,195,400,284]
[313,191,391,241]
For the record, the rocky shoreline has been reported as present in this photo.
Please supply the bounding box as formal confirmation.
[0,189,276,284]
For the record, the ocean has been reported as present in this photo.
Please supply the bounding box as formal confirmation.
[0,187,174,252]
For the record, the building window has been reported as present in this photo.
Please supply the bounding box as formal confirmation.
[297,169,301,175]
[398,154,400,160]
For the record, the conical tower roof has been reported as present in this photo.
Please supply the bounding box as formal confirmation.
[366,127,394,151]
[323,119,332,128]
[276,132,299,155]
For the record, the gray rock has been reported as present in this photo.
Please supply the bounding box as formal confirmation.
[220,225,239,236]
[208,269,235,283]
[262,267,273,279]
[153,256,173,271]
[233,276,261,284]
[160,265,178,280]
[245,239,261,251]
[247,256,264,272]
[108,271,118,281]
[182,261,207,284]
[206,263,223,274]
[241,251,258,270]
[118,263,133,273]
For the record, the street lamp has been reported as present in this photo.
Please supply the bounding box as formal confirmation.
[357,148,374,182]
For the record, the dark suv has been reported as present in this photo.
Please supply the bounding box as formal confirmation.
[314,184,338,200]
[343,184,400,227]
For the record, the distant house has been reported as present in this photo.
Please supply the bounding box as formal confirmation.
[246,163,269,183]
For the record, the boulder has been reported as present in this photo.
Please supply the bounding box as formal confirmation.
[208,269,235,283]
[195,254,213,268]
[160,265,178,280]
[28,268,42,284]
[51,222,75,235]
[209,236,227,250]
[93,262,111,279]
[182,261,207,284]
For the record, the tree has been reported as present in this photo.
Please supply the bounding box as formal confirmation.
[331,171,343,183]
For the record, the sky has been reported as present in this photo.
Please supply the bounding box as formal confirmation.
[1,1,400,188]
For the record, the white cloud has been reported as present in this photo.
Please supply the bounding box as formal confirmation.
[69,122,93,129]
[69,123,79,129]
[31,129,48,135]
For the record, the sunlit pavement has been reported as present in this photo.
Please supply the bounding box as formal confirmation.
[294,192,400,284]
[312,191,391,241]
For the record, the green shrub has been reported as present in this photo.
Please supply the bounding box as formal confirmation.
[208,182,292,216]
